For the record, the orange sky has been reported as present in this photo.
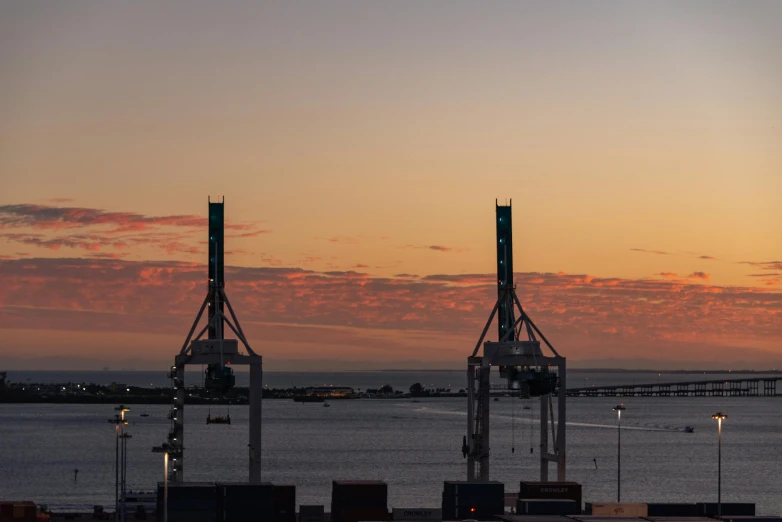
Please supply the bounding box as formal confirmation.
[0,2,780,369]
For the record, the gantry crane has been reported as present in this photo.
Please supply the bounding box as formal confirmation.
[154,196,263,483]
[464,200,566,482]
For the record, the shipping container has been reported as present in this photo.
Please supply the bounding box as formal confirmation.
[586,503,648,517]
[333,482,387,502]
[519,482,582,509]
[216,482,274,522]
[517,499,578,515]
[273,485,296,522]
[0,502,37,522]
[300,505,325,522]
[442,481,504,521]
[332,481,388,520]
[645,504,698,517]
[166,511,216,522]
[156,482,217,522]
[696,503,755,517]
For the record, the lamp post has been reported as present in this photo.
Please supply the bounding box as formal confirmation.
[152,444,170,522]
[163,452,169,522]
[613,404,626,502]
[120,431,132,522]
[115,406,129,522]
[712,412,727,517]
[110,414,120,521]
[109,405,129,522]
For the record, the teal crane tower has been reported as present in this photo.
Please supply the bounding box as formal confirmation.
[496,203,515,344]
[205,199,235,392]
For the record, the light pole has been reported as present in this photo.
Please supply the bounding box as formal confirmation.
[613,404,626,502]
[712,412,727,518]
[163,452,169,522]
[110,414,120,521]
[152,444,170,522]
[116,406,129,522]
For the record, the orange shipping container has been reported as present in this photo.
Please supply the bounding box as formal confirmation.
[0,501,37,522]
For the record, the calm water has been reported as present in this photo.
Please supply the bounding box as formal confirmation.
[1,394,780,514]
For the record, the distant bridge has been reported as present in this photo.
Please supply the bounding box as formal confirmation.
[566,377,781,397]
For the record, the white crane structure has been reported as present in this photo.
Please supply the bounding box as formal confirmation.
[153,196,263,484]
[464,201,567,482]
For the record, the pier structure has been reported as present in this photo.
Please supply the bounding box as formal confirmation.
[567,376,781,397]
[154,196,263,484]
[465,201,567,483]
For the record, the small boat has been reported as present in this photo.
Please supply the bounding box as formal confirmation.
[140,413,150,418]
[206,414,231,425]
[323,402,330,408]
[493,398,500,402]
[523,406,531,410]
[684,426,694,433]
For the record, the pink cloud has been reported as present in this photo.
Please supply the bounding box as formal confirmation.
[0,203,269,259]
[742,260,782,271]
[0,258,779,366]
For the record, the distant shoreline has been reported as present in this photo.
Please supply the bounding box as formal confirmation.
[5,368,782,374]
[379,368,782,374]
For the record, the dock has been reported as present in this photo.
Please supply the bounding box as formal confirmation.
[566,377,781,397]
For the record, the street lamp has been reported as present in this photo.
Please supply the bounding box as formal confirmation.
[163,452,169,522]
[109,414,120,521]
[152,444,170,522]
[613,404,626,502]
[109,405,129,522]
[712,412,727,517]
[115,406,129,522]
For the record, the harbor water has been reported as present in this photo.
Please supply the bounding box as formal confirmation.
[1,384,781,514]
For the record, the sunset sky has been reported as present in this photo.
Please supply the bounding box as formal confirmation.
[1,2,780,370]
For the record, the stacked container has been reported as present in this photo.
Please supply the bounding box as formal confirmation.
[0,502,37,522]
[273,485,296,522]
[646,503,699,517]
[442,481,504,520]
[519,481,582,512]
[516,498,578,515]
[331,481,388,522]
[216,482,274,522]
[299,505,325,522]
[585,502,648,517]
[157,482,217,522]
[697,503,755,516]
